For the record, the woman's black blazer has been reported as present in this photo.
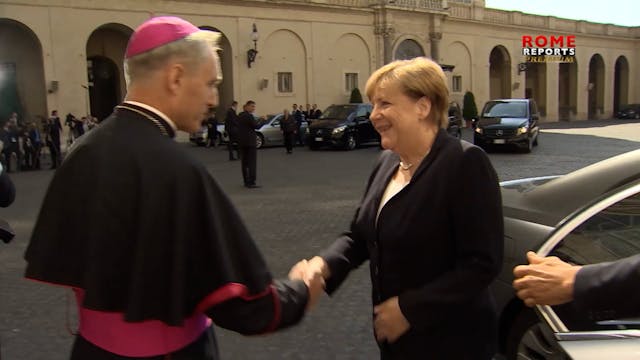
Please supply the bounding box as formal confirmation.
[321,129,504,359]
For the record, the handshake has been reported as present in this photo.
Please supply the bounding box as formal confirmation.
[288,256,330,309]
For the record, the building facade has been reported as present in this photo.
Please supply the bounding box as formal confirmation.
[1,0,638,132]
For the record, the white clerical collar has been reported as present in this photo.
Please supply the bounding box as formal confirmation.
[124,101,178,133]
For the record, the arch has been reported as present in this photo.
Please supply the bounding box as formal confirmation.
[393,38,425,60]
[87,56,119,121]
[524,62,547,115]
[489,45,511,99]
[558,60,578,120]
[262,29,307,114]
[444,41,472,104]
[613,56,629,114]
[86,23,133,120]
[334,33,371,103]
[588,54,605,118]
[0,18,46,124]
[200,26,233,121]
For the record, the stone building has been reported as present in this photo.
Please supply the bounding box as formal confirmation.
[1,0,638,133]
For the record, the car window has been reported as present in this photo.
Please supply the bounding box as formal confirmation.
[547,189,640,332]
[449,103,461,117]
[529,101,538,116]
[320,105,358,120]
[482,101,527,118]
[356,106,369,118]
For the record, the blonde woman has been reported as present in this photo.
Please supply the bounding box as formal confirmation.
[293,57,503,359]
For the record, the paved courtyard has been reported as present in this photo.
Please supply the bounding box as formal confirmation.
[0,118,639,359]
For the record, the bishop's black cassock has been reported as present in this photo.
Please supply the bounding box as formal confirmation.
[25,103,308,359]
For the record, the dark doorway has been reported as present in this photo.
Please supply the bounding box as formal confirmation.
[87,56,119,121]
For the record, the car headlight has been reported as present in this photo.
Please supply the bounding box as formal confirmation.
[474,127,483,134]
[517,126,528,135]
[332,125,347,135]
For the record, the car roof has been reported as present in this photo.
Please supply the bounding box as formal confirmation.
[501,149,640,227]
[488,99,530,102]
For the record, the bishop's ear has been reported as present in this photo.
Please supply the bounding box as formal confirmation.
[166,63,186,95]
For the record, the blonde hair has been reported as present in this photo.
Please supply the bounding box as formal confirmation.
[124,30,221,87]
[365,57,449,129]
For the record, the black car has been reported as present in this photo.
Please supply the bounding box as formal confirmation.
[447,101,463,139]
[474,99,540,153]
[306,104,379,150]
[492,149,640,360]
[616,103,640,119]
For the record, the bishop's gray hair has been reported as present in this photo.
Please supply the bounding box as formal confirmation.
[124,30,221,87]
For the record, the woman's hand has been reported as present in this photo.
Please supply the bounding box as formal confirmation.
[373,296,410,343]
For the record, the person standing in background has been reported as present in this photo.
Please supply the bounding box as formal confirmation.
[224,101,239,160]
[237,100,260,188]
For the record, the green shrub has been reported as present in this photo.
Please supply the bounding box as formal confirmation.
[349,87,363,103]
[462,91,478,121]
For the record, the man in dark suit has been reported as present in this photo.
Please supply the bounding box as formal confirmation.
[291,104,304,146]
[46,110,63,169]
[514,251,640,319]
[224,101,239,160]
[237,100,260,188]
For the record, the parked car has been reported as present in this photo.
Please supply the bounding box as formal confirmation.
[306,103,379,150]
[189,124,209,146]
[216,123,229,144]
[616,103,640,119]
[255,113,308,149]
[190,122,228,146]
[474,99,540,153]
[492,149,640,360]
[447,101,463,139]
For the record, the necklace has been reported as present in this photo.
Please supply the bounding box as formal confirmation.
[399,161,413,171]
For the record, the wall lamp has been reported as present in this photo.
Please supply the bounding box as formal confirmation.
[247,23,259,68]
[518,62,528,74]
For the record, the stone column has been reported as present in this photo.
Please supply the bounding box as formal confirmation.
[545,62,559,122]
[375,24,395,64]
[429,31,442,62]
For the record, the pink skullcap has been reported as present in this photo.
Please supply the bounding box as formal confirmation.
[125,16,200,59]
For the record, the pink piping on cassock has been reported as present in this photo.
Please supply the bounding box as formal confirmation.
[75,283,279,356]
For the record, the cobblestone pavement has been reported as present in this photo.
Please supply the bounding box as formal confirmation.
[0,118,638,360]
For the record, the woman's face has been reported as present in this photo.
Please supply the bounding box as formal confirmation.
[369,81,431,152]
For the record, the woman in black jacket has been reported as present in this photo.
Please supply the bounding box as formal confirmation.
[292,57,503,359]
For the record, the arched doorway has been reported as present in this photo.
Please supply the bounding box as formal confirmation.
[489,46,511,100]
[394,39,425,60]
[588,54,605,119]
[558,61,577,121]
[613,56,629,114]
[524,62,547,116]
[87,56,119,121]
[0,19,46,124]
[200,26,233,121]
[86,23,132,121]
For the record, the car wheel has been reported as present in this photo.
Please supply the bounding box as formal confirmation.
[256,133,264,149]
[506,309,569,360]
[345,134,356,150]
